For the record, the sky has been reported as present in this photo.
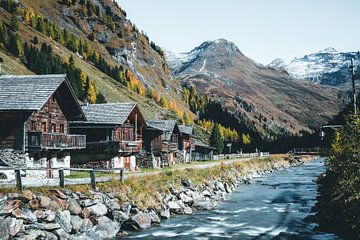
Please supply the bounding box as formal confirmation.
[117,0,360,65]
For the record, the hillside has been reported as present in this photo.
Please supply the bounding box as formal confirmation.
[0,0,193,121]
[268,47,360,87]
[167,39,346,137]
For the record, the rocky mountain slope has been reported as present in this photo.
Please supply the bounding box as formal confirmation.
[167,39,345,136]
[268,47,360,86]
[0,0,192,121]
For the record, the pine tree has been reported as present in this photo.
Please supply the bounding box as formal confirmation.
[10,13,19,31]
[9,33,24,57]
[210,123,224,154]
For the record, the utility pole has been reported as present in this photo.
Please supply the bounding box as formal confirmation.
[349,58,357,115]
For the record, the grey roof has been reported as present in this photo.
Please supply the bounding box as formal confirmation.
[0,74,66,111]
[146,120,178,141]
[81,103,138,125]
[147,120,177,132]
[179,125,194,136]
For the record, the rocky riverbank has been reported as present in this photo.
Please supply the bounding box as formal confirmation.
[0,155,310,239]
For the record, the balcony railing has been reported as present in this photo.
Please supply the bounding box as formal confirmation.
[27,132,86,150]
[86,138,142,153]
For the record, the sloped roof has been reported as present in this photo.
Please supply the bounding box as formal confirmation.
[0,74,85,121]
[147,120,176,132]
[81,102,139,125]
[147,120,179,141]
[0,74,65,111]
[179,125,194,136]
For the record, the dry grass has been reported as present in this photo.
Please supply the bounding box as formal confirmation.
[0,155,294,210]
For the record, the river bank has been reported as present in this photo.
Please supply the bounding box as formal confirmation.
[0,155,312,239]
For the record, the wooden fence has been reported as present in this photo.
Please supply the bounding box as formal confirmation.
[216,152,270,160]
[0,167,125,191]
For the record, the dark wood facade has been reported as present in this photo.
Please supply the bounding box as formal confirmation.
[143,121,180,165]
[70,103,145,155]
[0,77,86,152]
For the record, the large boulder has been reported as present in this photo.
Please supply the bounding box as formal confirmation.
[192,200,217,210]
[68,199,82,215]
[112,210,129,223]
[148,210,161,225]
[93,216,120,239]
[0,216,23,239]
[160,208,170,219]
[179,193,193,204]
[167,201,182,213]
[70,215,83,233]
[37,195,51,208]
[121,212,152,231]
[0,200,21,216]
[87,203,108,217]
[80,218,93,232]
[55,210,72,233]
[12,208,37,223]
[53,228,71,240]
[44,210,56,222]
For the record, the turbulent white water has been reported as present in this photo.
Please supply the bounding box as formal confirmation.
[125,159,341,239]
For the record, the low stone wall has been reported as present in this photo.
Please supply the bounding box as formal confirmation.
[0,156,307,239]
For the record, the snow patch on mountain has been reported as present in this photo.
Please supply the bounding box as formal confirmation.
[268,48,360,86]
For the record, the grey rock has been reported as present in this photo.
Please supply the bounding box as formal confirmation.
[93,216,120,239]
[181,179,192,188]
[179,193,193,204]
[215,181,225,191]
[183,207,193,215]
[0,217,10,240]
[33,210,45,220]
[160,208,170,219]
[32,223,61,231]
[224,182,232,193]
[44,210,56,222]
[120,202,132,216]
[22,229,47,240]
[202,190,212,197]
[55,210,71,233]
[68,199,82,215]
[70,230,101,240]
[38,195,51,208]
[112,210,129,223]
[53,228,71,240]
[12,208,37,223]
[121,212,152,231]
[148,210,161,225]
[78,199,97,208]
[70,215,83,233]
[87,203,107,216]
[167,201,181,213]
[193,200,217,210]
[80,218,93,232]
[108,199,121,211]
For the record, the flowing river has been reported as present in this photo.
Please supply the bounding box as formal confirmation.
[125,158,340,239]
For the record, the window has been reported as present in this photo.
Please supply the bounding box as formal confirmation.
[59,124,65,133]
[51,124,56,133]
[41,122,47,132]
[30,121,37,131]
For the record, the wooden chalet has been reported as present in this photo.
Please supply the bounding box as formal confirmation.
[70,103,146,171]
[143,120,180,167]
[0,74,87,177]
[178,125,195,163]
[192,141,215,161]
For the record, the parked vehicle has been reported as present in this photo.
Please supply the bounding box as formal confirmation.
[0,166,26,180]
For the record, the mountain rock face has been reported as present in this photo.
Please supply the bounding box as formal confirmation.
[167,39,345,136]
[269,48,360,86]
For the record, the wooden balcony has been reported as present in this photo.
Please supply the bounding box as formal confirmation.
[27,132,86,150]
[86,138,142,153]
